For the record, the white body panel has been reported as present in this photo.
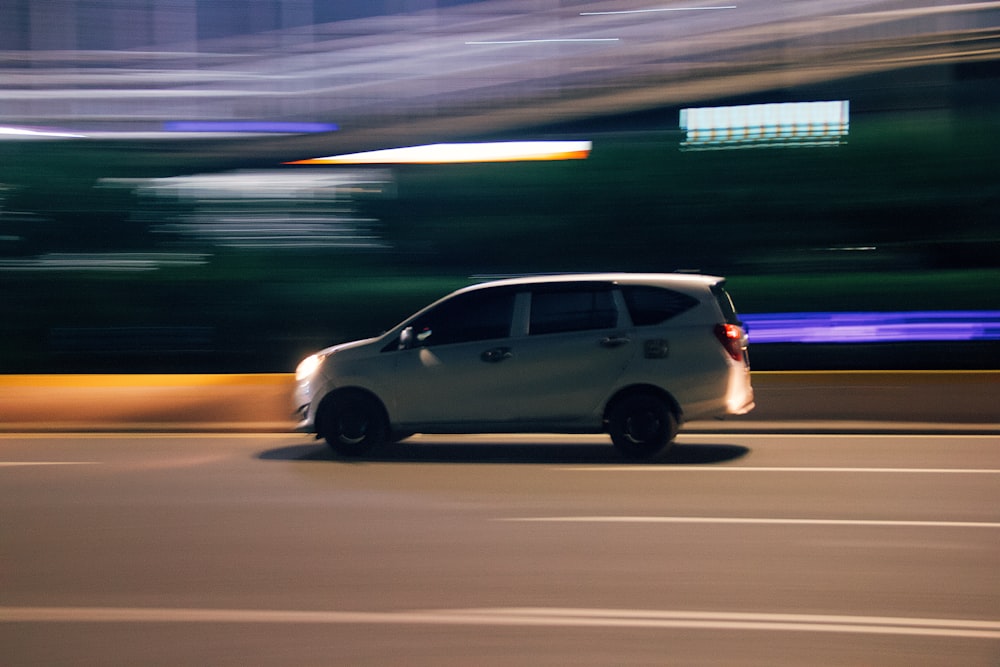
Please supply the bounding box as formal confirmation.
[294,273,754,438]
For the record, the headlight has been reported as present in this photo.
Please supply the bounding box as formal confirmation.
[295,353,324,381]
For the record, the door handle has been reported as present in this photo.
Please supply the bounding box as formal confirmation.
[599,336,631,348]
[481,347,514,363]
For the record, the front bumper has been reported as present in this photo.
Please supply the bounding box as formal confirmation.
[293,402,315,433]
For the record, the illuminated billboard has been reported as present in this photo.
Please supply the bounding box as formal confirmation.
[679,101,849,150]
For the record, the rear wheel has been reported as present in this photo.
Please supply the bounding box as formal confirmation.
[608,394,677,460]
[318,392,388,457]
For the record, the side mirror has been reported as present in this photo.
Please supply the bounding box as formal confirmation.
[399,325,433,350]
[399,326,414,350]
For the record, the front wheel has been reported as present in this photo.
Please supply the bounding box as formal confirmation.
[318,392,388,457]
[608,394,677,460]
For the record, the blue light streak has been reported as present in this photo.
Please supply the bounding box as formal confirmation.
[741,311,1000,344]
[163,121,338,133]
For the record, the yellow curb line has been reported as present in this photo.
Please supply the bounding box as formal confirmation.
[0,374,294,389]
[1,371,998,390]
[0,422,295,433]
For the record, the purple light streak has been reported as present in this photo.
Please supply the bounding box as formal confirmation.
[741,311,1000,344]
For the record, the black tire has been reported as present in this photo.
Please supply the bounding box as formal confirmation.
[318,392,388,457]
[608,394,677,460]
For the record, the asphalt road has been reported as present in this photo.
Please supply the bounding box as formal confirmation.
[2,431,999,666]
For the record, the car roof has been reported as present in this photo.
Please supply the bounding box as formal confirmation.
[459,272,724,293]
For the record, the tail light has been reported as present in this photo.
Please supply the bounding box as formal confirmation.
[714,323,746,362]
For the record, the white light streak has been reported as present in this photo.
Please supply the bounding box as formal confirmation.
[0,126,85,139]
[465,38,620,45]
[288,141,592,165]
[581,6,736,16]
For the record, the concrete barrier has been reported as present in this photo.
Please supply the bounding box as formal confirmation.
[0,371,997,433]
[730,370,1000,425]
[0,374,294,432]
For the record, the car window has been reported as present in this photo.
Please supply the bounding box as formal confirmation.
[621,285,699,326]
[529,288,617,335]
[410,289,515,347]
[710,282,741,325]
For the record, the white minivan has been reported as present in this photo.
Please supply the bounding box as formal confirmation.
[294,273,754,459]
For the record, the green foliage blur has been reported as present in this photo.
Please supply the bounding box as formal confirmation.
[1,109,998,373]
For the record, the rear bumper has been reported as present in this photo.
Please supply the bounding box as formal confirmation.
[725,364,755,415]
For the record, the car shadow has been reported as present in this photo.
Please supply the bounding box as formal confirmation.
[259,438,749,465]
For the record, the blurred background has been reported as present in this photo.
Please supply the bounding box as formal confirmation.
[1,0,998,373]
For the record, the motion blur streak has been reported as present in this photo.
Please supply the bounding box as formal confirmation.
[162,121,339,134]
[743,311,1000,343]
[2,0,997,142]
[287,141,593,165]
[0,126,84,139]
[581,6,738,16]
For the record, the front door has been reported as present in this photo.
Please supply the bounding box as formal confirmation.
[390,287,520,426]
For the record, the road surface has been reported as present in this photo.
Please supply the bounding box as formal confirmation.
[2,430,998,665]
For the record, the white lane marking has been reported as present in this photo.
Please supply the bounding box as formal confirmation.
[0,462,97,467]
[500,517,1000,529]
[1,606,997,639]
[559,466,1000,473]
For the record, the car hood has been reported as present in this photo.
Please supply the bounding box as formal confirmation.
[317,335,382,358]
